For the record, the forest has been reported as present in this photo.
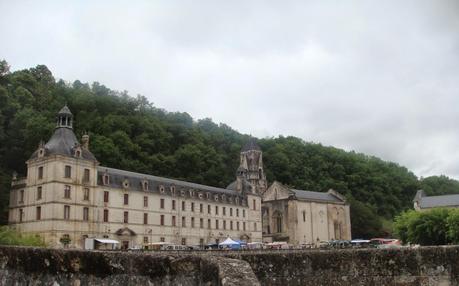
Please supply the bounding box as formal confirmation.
[1,60,458,238]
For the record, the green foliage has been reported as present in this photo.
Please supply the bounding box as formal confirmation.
[419,175,459,196]
[0,60,454,238]
[0,226,46,247]
[394,208,459,245]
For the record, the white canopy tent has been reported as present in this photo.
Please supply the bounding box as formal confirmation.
[218,237,240,249]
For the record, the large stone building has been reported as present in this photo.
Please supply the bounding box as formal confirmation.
[8,106,351,248]
[413,190,459,211]
[262,182,351,245]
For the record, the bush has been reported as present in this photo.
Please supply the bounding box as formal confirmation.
[0,226,46,247]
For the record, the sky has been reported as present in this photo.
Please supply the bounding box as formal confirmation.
[1,1,459,179]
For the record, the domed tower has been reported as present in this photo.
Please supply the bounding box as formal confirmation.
[227,138,267,195]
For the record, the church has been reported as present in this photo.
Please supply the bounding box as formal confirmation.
[8,106,351,248]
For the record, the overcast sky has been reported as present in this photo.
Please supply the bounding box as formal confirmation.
[1,1,459,179]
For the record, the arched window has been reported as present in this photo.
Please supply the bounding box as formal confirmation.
[273,211,283,233]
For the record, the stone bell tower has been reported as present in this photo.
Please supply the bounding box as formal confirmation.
[236,138,267,195]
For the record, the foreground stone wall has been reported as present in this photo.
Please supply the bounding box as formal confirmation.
[225,247,459,285]
[2,246,459,285]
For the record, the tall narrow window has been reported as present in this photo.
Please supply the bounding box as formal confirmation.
[215,206,219,215]
[123,211,128,223]
[303,211,306,222]
[124,194,129,205]
[144,196,148,207]
[19,189,24,203]
[83,207,89,221]
[172,200,176,210]
[207,205,211,214]
[181,238,186,245]
[243,222,246,231]
[191,217,195,228]
[207,219,211,229]
[160,199,165,209]
[19,209,24,222]
[103,209,109,222]
[237,221,240,231]
[236,209,239,217]
[191,202,195,212]
[216,219,219,229]
[160,215,165,226]
[182,201,185,211]
[200,218,203,228]
[200,203,203,213]
[103,174,109,185]
[230,208,233,216]
[223,220,226,230]
[64,165,71,178]
[83,188,90,200]
[253,199,256,210]
[83,169,90,183]
[37,186,42,200]
[103,191,109,203]
[38,166,43,179]
[143,213,148,224]
[254,222,257,231]
[182,216,186,227]
[64,185,71,199]
[230,221,233,230]
[64,205,70,220]
[243,209,246,218]
[223,207,226,216]
[172,216,176,226]
[36,206,41,220]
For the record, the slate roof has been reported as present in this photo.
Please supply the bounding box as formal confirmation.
[98,166,245,200]
[291,189,343,203]
[58,105,73,115]
[29,127,97,161]
[418,194,459,209]
[241,138,261,152]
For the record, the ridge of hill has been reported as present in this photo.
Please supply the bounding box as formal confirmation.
[1,60,458,238]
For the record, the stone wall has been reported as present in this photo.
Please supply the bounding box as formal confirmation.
[2,246,459,285]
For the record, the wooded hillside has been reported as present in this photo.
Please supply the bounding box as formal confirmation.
[1,60,457,238]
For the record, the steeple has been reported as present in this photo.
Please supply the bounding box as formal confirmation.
[237,138,267,195]
[56,105,73,129]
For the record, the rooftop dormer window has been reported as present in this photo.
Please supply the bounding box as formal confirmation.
[181,190,185,197]
[38,148,45,158]
[103,174,110,185]
[170,185,176,195]
[142,180,149,191]
[122,179,129,189]
[74,147,82,158]
[159,185,165,193]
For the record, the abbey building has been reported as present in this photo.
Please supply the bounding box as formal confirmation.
[8,106,350,249]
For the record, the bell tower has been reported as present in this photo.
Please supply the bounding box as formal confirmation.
[237,138,267,194]
[56,105,73,129]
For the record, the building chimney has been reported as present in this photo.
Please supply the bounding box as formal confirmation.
[81,134,89,150]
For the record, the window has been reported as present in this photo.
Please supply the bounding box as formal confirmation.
[223,220,226,230]
[254,222,257,231]
[37,186,42,200]
[64,165,71,178]
[207,205,211,214]
[123,211,128,223]
[172,216,176,226]
[142,181,149,191]
[230,221,233,230]
[236,209,239,217]
[207,219,211,229]
[160,199,165,209]
[243,222,246,231]
[215,206,219,215]
[200,204,203,213]
[237,221,240,231]
[143,196,148,207]
[243,209,246,218]
[199,238,204,247]
[19,189,24,203]
[160,215,165,226]
[303,211,306,222]
[83,207,89,221]
[83,188,90,200]
[182,216,186,227]
[230,208,233,216]
[144,236,148,243]
[181,238,186,245]
[143,213,148,224]
[64,185,71,199]
[104,191,109,203]
[103,209,109,222]
[36,206,41,220]
[38,166,43,179]
[223,207,226,216]
[172,200,176,210]
[276,216,282,233]
[191,217,195,228]
[124,194,129,205]
[216,219,219,230]
[253,199,256,210]
[182,201,185,211]
[200,218,204,228]
[19,209,24,222]
[83,169,90,182]
[191,202,195,212]
[160,237,165,242]
[103,174,109,185]
[64,205,70,220]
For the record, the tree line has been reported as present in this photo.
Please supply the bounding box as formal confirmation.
[0,60,458,238]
